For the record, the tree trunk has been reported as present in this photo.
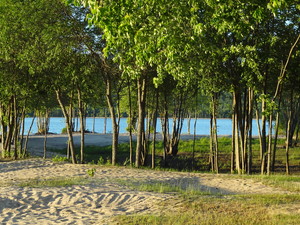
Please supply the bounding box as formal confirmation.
[272,107,280,172]
[4,105,14,157]
[246,88,254,174]
[105,79,119,166]
[267,114,273,175]
[210,93,219,173]
[213,106,219,174]
[187,113,191,134]
[23,116,36,157]
[285,90,293,175]
[78,88,85,163]
[231,107,235,174]
[161,98,169,167]
[20,107,26,157]
[43,110,49,159]
[285,113,291,175]
[168,93,185,156]
[255,101,263,161]
[233,91,241,174]
[0,104,6,157]
[13,95,18,160]
[127,78,133,166]
[56,90,77,164]
[261,98,267,174]
[152,89,159,169]
[192,105,197,171]
[136,77,146,167]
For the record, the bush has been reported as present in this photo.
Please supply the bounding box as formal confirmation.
[61,127,67,134]
[52,155,69,162]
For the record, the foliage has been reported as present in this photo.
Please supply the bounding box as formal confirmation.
[61,127,68,134]
[52,155,70,163]
[87,168,96,177]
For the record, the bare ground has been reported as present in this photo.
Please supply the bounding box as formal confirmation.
[0,134,298,224]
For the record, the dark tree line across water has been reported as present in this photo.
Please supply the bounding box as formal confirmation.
[0,0,299,175]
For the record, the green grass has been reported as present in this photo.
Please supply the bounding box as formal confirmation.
[113,193,300,225]
[251,175,300,192]
[52,155,70,163]
[111,174,300,225]
[48,137,300,174]
[50,142,133,166]
[17,177,90,188]
[114,178,211,197]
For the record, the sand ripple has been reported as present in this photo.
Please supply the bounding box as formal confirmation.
[0,158,292,224]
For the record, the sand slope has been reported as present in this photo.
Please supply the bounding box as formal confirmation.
[0,134,296,224]
[0,158,293,225]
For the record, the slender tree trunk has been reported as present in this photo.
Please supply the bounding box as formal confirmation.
[56,90,77,164]
[43,110,49,159]
[4,103,14,157]
[285,114,291,175]
[13,95,18,159]
[213,108,219,174]
[261,98,267,174]
[192,95,198,171]
[187,113,191,135]
[272,107,280,172]
[247,88,254,174]
[142,109,151,166]
[210,93,219,173]
[78,88,85,163]
[0,104,6,156]
[152,89,159,169]
[136,77,146,167]
[255,101,263,161]
[285,90,293,175]
[20,107,26,157]
[240,91,247,173]
[105,79,119,166]
[231,108,235,174]
[233,91,241,174]
[169,100,185,156]
[23,116,35,157]
[67,97,74,159]
[161,99,169,167]
[209,113,214,170]
[267,114,273,175]
[127,79,133,166]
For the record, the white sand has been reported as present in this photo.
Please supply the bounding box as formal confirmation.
[0,134,295,224]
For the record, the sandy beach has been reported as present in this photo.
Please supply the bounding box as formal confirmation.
[0,134,297,224]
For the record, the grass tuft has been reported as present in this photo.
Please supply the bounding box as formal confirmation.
[17,177,90,188]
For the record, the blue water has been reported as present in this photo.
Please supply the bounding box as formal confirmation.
[23,117,270,136]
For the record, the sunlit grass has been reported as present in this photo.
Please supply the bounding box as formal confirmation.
[17,177,90,188]
[113,193,300,225]
[111,174,300,225]
[251,175,300,192]
[114,178,212,197]
[48,137,300,174]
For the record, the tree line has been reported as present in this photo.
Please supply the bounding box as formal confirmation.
[0,0,299,175]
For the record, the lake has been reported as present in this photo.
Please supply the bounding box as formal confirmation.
[23,117,271,136]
